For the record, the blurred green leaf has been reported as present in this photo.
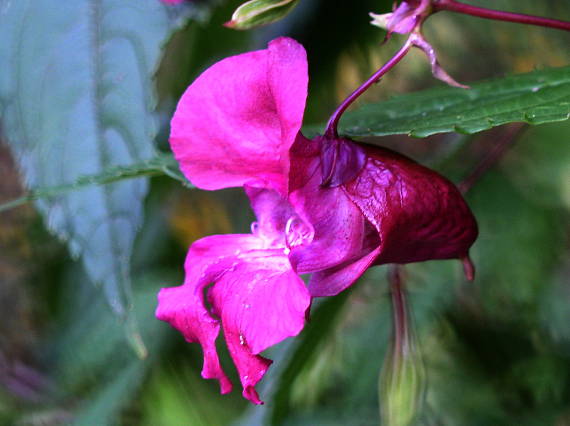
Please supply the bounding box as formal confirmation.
[540,266,570,350]
[0,0,171,317]
[503,120,570,210]
[468,170,564,318]
[420,322,511,426]
[72,362,146,426]
[270,292,352,425]
[140,365,244,426]
[51,273,171,425]
[307,66,570,139]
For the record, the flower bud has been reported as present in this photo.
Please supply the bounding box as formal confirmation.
[379,345,425,426]
[225,0,300,30]
[379,268,425,426]
[369,12,390,31]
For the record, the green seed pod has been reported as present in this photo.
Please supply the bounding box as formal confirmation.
[379,268,426,426]
[225,0,300,30]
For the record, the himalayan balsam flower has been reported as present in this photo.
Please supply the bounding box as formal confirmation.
[156,37,477,404]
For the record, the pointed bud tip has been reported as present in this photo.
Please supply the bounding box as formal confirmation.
[462,256,475,281]
[449,80,471,90]
[226,0,300,30]
[128,331,148,359]
[369,12,390,30]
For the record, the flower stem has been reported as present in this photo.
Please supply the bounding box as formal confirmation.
[324,37,414,138]
[433,0,570,32]
[458,123,527,195]
[389,265,408,354]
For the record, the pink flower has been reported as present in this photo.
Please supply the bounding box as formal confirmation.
[161,0,184,4]
[371,0,431,35]
[156,37,477,404]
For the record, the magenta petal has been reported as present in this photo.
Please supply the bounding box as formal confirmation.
[266,37,309,166]
[210,254,310,355]
[170,37,308,196]
[387,0,430,34]
[159,235,310,405]
[156,286,232,393]
[319,136,367,187]
[287,135,369,273]
[309,246,382,297]
[155,234,261,394]
[222,321,272,405]
[209,254,310,404]
[245,186,309,248]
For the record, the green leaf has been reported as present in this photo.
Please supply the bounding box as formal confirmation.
[0,0,171,317]
[327,66,570,139]
[0,153,189,214]
[72,361,146,426]
[140,365,244,426]
[225,0,300,30]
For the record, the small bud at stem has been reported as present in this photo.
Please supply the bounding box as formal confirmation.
[462,256,475,282]
[379,266,425,426]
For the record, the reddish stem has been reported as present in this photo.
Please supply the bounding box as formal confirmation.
[389,265,408,355]
[433,0,570,32]
[458,123,527,195]
[324,37,414,138]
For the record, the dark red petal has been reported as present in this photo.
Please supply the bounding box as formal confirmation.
[344,145,478,266]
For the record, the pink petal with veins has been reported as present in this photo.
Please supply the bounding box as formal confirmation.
[156,234,261,394]
[344,146,478,266]
[170,37,308,196]
[287,134,372,273]
[156,285,232,393]
[209,254,310,403]
[309,245,382,297]
[156,234,310,405]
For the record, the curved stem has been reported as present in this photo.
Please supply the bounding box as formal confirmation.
[389,265,408,355]
[433,0,570,32]
[0,195,31,213]
[324,37,414,138]
[458,123,527,195]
